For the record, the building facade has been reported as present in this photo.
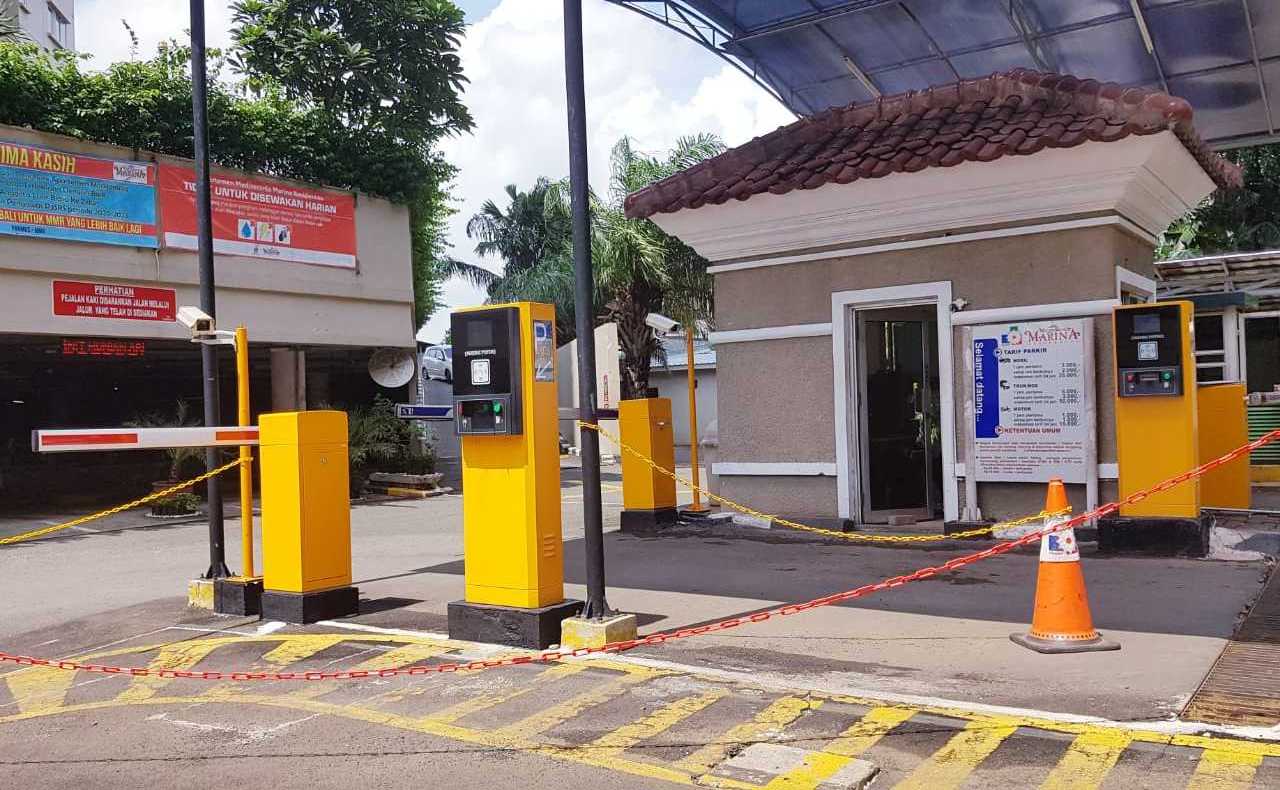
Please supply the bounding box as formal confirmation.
[0,124,416,507]
[12,0,75,52]
[626,70,1238,527]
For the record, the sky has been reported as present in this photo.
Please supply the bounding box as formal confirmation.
[75,0,794,343]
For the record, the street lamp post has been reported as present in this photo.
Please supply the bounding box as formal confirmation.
[188,0,228,579]
[563,0,610,620]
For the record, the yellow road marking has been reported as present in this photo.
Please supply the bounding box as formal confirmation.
[3,665,79,715]
[589,689,727,755]
[893,719,1018,790]
[424,662,589,724]
[286,642,453,702]
[1188,748,1263,790]
[260,634,351,666]
[115,641,227,702]
[760,706,916,790]
[491,669,662,740]
[1040,728,1133,789]
[675,695,821,777]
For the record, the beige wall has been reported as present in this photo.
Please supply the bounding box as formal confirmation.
[0,125,415,348]
[712,224,1156,521]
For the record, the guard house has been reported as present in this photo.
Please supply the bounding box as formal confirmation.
[625,69,1240,527]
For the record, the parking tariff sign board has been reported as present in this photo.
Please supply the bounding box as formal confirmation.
[971,319,1090,483]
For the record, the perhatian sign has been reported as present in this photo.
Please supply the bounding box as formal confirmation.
[971,319,1090,483]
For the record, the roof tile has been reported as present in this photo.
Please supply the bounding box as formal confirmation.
[625,68,1241,220]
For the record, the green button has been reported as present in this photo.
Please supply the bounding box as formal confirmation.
[492,402,502,414]
[1161,371,1172,381]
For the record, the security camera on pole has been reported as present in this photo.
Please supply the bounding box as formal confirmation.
[178,306,261,615]
[646,313,713,518]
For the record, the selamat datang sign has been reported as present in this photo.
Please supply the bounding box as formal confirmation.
[159,164,357,269]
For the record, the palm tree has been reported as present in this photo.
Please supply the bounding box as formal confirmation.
[544,134,726,398]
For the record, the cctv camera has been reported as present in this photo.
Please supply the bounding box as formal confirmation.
[176,305,215,335]
[645,313,680,334]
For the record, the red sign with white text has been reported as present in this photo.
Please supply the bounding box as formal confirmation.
[158,165,357,268]
[52,279,176,322]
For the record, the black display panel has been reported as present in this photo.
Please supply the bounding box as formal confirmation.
[1115,304,1184,397]
[450,307,523,434]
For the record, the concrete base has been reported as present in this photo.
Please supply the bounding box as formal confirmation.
[261,586,359,624]
[1097,515,1211,557]
[620,507,678,534]
[214,577,263,616]
[1010,632,1121,654]
[448,599,583,649]
[187,578,214,610]
[560,613,638,650]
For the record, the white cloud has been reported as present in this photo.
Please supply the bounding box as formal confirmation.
[424,0,793,343]
[72,0,795,346]
[76,1,235,68]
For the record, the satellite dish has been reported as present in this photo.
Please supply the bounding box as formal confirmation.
[368,348,416,388]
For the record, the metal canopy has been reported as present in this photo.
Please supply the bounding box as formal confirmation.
[610,0,1279,147]
[1157,250,1280,307]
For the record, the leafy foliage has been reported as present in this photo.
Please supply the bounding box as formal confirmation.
[1158,143,1280,258]
[231,0,469,152]
[346,395,431,495]
[543,135,725,398]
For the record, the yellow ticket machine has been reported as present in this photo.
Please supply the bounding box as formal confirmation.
[446,303,582,648]
[1114,301,1200,518]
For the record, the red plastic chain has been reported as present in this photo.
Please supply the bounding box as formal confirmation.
[1,429,1275,682]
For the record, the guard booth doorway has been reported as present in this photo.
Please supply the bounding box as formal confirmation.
[856,306,943,524]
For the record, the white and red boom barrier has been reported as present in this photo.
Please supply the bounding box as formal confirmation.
[32,426,259,453]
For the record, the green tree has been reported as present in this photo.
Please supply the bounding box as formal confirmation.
[1158,143,1280,258]
[230,0,470,151]
[542,134,725,399]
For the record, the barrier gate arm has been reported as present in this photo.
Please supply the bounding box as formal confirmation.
[32,426,260,453]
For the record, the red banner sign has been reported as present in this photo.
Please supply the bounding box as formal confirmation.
[52,279,176,322]
[158,165,357,268]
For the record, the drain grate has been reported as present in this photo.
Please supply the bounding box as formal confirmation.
[1183,567,1280,726]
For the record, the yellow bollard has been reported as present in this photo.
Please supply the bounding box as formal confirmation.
[619,396,678,532]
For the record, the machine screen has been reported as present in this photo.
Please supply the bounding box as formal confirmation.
[1132,313,1161,335]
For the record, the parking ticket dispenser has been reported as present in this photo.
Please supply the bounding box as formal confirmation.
[452,306,523,435]
[1113,301,1200,518]
[449,303,571,627]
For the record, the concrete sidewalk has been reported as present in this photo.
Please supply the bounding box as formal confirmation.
[0,469,1267,726]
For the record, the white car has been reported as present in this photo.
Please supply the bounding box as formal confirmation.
[422,345,453,382]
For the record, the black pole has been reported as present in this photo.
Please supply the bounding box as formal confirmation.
[563,0,609,620]
[190,0,229,579]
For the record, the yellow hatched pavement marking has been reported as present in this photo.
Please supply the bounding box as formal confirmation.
[115,641,227,702]
[893,718,1019,790]
[490,667,663,740]
[4,666,81,715]
[588,688,727,755]
[761,706,917,790]
[675,695,821,777]
[1040,728,1133,789]
[260,634,351,666]
[1187,748,1263,790]
[286,642,454,702]
[424,662,589,724]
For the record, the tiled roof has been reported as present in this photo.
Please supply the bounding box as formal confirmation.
[625,69,1241,220]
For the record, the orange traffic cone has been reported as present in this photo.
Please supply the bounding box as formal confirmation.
[1010,478,1119,654]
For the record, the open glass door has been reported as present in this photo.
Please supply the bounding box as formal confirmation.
[857,307,942,524]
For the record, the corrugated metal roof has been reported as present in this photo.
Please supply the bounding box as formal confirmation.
[611,0,1279,148]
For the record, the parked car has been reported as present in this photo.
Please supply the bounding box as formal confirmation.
[422,345,453,382]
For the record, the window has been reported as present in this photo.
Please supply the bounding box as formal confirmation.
[1194,314,1227,383]
[46,3,69,49]
[1245,315,1280,394]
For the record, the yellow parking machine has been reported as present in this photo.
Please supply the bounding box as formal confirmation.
[259,410,359,623]
[1106,301,1218,555]
[446,303,582,648]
